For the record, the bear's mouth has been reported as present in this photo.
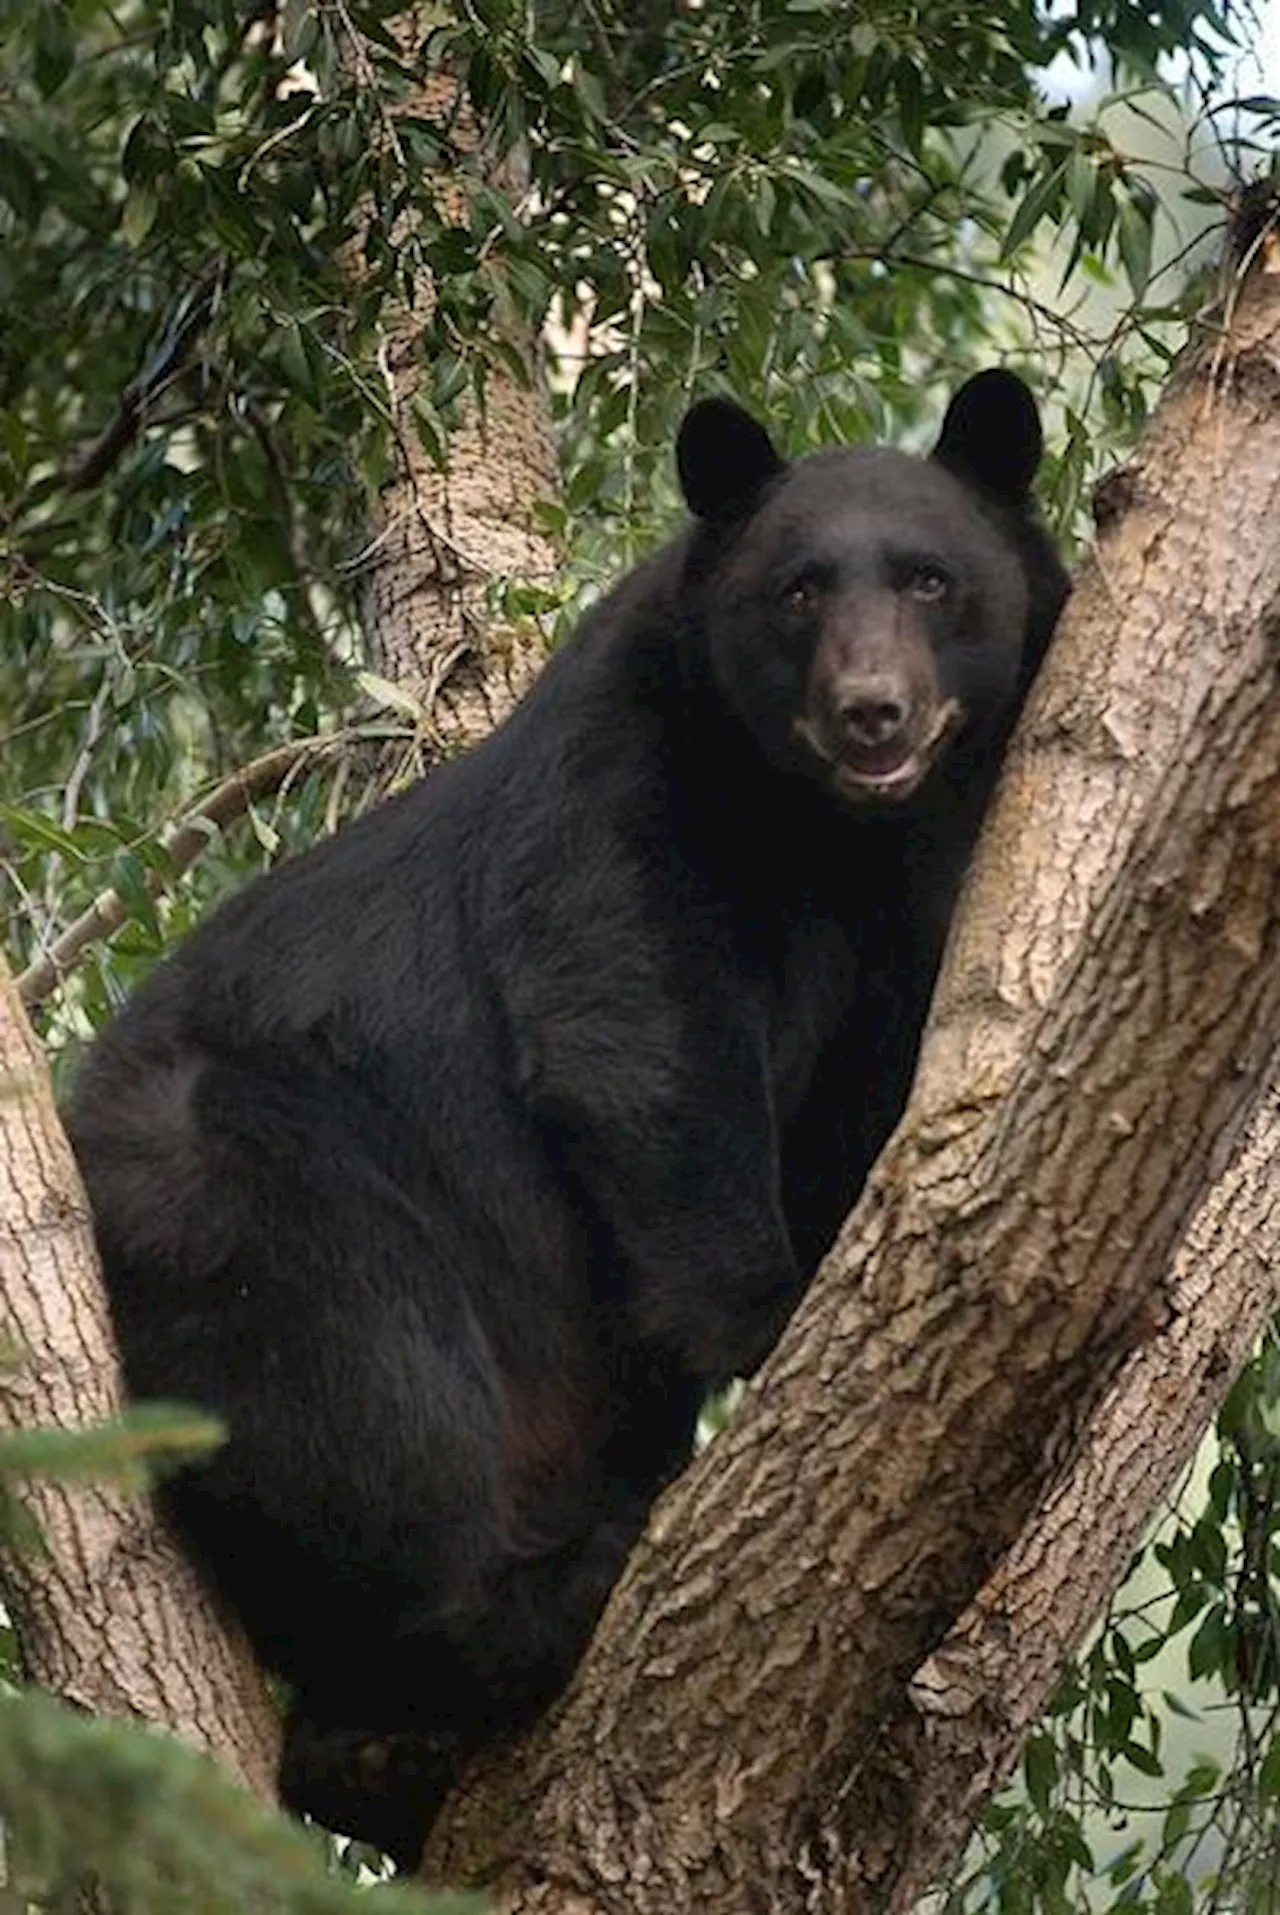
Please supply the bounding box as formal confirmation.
[795,698,963,804]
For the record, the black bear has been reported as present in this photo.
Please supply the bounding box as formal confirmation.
[66,370,1068,1864]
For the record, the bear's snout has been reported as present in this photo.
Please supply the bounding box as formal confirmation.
[794,668,962,803]
[833,674,913,755]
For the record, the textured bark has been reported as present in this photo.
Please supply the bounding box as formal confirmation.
[416,252,1280,1910]
[0,956,279,1796]
[337,7,561,744]
[358,301,560,746]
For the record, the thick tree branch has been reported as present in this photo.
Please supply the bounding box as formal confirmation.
[0,956,279,1792]
[418,248,1280,1911]
[893,1060,1280,1910]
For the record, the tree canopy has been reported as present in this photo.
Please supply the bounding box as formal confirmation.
[2,0,1250,1023]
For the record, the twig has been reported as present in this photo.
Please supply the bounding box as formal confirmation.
[59,678,112,834]
[242,399,331,673]
[17,736,349,1007]
[62,262,224,493]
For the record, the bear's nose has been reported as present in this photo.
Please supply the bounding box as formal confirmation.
[835,678,911,750]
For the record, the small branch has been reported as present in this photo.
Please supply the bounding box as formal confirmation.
[840,247,1100,358]
[62,263,224,494]
[242,400,331,673]
[59,680,112,837]
[17,736,349,1008]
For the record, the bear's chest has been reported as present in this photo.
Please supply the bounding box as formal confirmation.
[766,889,934,1127]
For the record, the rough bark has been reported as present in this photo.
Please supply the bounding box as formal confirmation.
[0,955,279,1796]
[357,292,560,746]
[416,247,1280,1911]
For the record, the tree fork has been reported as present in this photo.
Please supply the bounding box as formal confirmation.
[420,218,1280,1911]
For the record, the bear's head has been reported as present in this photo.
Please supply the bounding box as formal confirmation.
[676,372,1066,809]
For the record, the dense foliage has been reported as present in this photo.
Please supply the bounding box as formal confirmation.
[2,0,1279,1906]
[1,0,1248,1038]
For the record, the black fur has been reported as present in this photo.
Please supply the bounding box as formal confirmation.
[66,373,1069,1864]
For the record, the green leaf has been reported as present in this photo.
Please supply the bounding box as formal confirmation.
[432,349,470,412]
[1154,1868,1193,1915]
[754,173,776,238]
[1258,1737,1280,1797]
[0,136,43,222]
[1188,1516,1227,1584]
[1066,149,1096,224]
[0,1406,224,1486]
[1161,1798,1191,1848]
[107,850,162,943]
[277,319,319,403]
[1118,192,1154,300]
[1207,1457,1235,1520]
[122,187,159,249]
[1219,1366,1256,1436]
[1001,161,1066,258]
[1168,1584,1207,1632]
[1024,1732,1058,1813]
[411,397,447,470]
[33,0,74,97]
[1187,1603,1228,1681]
[1109,1838,1145,1885]
[1123,1741,1163,1778]
[0,804,88,862]
[895,56,924,156]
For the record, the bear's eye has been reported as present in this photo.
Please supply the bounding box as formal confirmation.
[907,565,951,603]
[781,575,819,616]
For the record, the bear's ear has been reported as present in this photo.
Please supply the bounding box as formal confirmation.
[677,398,785,523]
[932,369,1043,505]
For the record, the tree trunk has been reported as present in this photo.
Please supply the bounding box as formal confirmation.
[415,238,1280,1912]
[337,8,561,748]
[357,294,560,751]
[0,956,279,1796]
